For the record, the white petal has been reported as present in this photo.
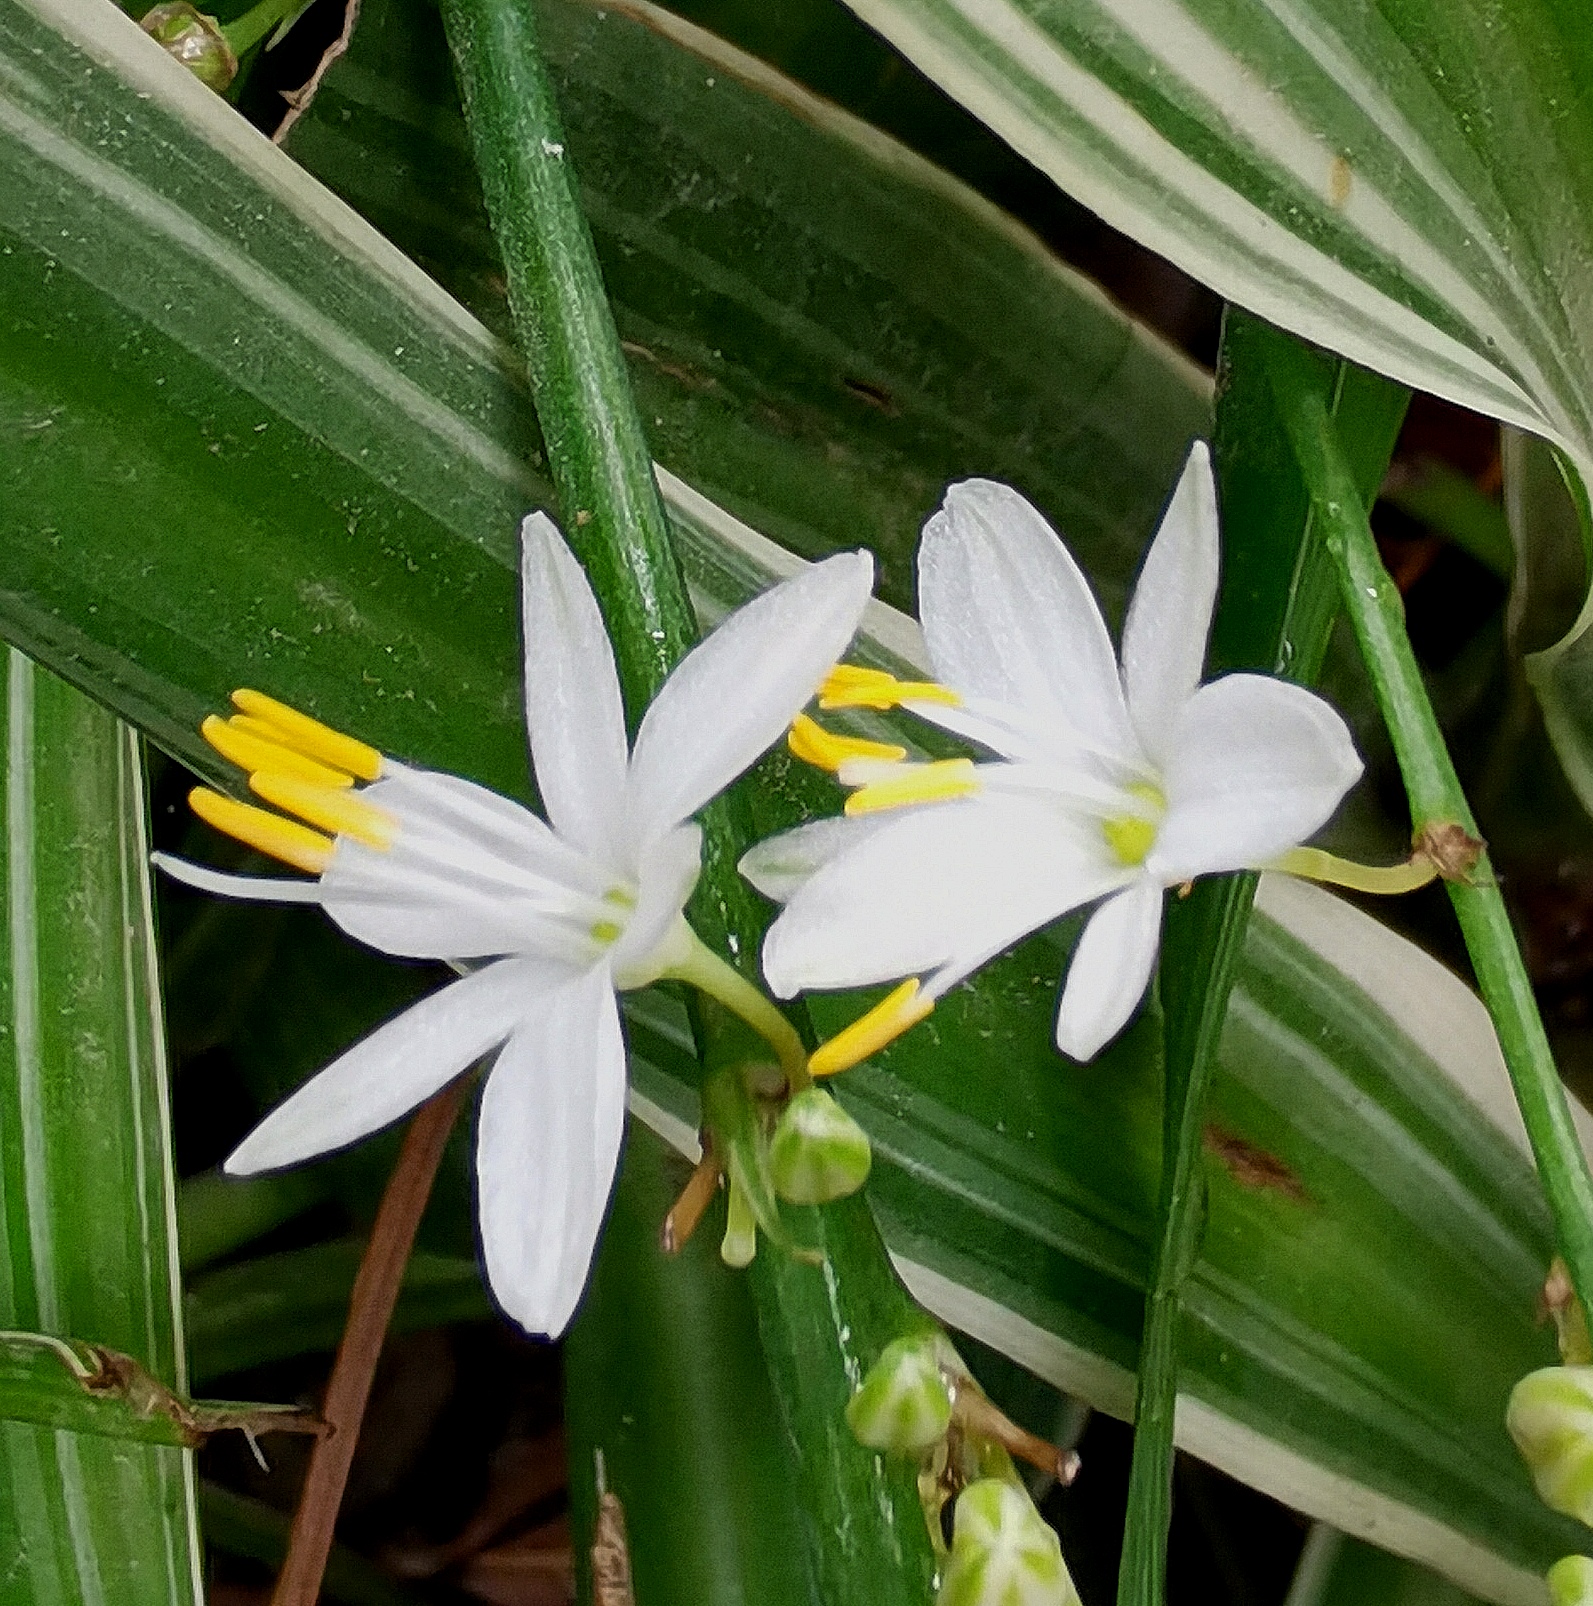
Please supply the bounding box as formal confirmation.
[321,770,610,964]
[520,511,631,860]
[1120,442,1220,766]
[761,793,1128,997]
[1149,674,1364,882]
[476,964,626,1338]
[739,815,888,903]
[610,824,702,985]
[1055,880,1163,1061]
[625,551,875,844]
[151,853,323,903]
[918,480,1138,765]
[225,957,549,1174]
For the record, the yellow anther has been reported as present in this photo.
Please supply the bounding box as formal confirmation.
[230,689,383,782]
[188,787,333,874]
[249,771,396,850]
[819,664,960,712]
[809,979,933,1077]
[202,715,355,789]
[1270,845,1439,896]
[788,713,908,774]
[845,758,978,816]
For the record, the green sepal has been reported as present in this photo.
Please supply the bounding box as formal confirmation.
[845,1333,953,1456]
[1508,1367,1593,1524]
[770,1089,872,1205]
[938,1480,1079,1606]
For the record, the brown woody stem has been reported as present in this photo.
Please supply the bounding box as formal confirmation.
[270,1078,469,1606]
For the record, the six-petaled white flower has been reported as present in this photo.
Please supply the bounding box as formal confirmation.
[156,513,873,1336]
[743,443,1362,1068]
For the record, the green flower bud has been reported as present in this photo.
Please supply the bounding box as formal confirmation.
[846,1334,953,1454]
[1550,1557,1593,1606]
[938,1480,1079,1606]
[1508,1366,1593,1523]
[140,2,238,91]
[769,1088,872,1204]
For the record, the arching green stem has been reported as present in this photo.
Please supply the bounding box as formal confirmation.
[667,932,810,1092]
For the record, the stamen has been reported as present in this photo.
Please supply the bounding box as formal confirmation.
[1270,845,1439,895]
[249,771,396,850]
[809,979,933,1077]
[845,758,978,816]
[230,689,383,782]
[788,713,907,773]
[188,787,334,874]
[202,715,354,789]
[819,664,959,711]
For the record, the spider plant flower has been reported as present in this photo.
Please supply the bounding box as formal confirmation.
[744,443,1364,1066]
[938,1480,1080,1606]
[1508,1366,1593,1524]
[154,513,873,1337]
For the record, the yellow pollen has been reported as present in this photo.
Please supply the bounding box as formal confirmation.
[788,713,907,773]
[188,787,334,874]
[809,979,934,1077]
[230,689,384,782]
[845,758,978,817]
[1101,782,1164,867]
[202,715,355,789]
[249,771,396,850]
[818,664,960,711]
[591,919,624,944]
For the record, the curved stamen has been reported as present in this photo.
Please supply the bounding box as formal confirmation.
[189,788,333,874]
[231,689,383,782]
[808,978,933,1077]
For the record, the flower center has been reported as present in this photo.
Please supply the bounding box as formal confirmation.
[1102,782,1165,867]
[590,886,636,947]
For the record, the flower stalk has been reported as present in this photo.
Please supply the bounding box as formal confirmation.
[1274,376,1593,1325]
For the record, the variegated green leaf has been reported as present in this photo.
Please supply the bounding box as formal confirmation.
[0,657,200,1605]
[826,0,1593,802]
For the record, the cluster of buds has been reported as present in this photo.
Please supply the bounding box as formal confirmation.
[846,1330,1081,1606]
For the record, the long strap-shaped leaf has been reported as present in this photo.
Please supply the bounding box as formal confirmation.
[0,655,200,1606]
[827,0,1593,806]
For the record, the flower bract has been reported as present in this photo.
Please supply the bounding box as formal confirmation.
[744,444,1362,1065]
[156,513,872,1336]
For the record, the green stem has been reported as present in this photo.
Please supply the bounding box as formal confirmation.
[1115,310,1412,1606]
[1275,379,1593,1321]
[219,0,305,56]
[436,3,936,1598]
[666,933,809,1092]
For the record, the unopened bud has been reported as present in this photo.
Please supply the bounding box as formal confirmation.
[140,2,237,91]
[846,1334,953,1454]
[769,1088,872,1204]
[1507,1367,1593,1523]
[1550,1558,1593,1606]
[938,1480,1079,1606]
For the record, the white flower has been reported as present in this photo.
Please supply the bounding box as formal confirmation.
[155,514,873,1337]
[744,444,1361,1067]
